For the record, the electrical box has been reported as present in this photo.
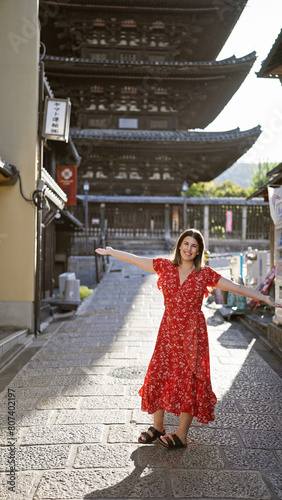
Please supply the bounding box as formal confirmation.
[275,199,282,324]
[245,250,268,287]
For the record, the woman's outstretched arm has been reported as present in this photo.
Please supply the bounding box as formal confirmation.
[95,247,156,273]
[216,276,282,308]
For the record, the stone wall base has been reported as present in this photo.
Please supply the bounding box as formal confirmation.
[67,256,96,287]
[0,301,34,331]
[267,322,282,351]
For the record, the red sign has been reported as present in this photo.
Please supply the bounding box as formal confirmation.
[57,165,77,206]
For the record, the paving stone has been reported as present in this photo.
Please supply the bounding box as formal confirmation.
[108,424,148,443]
[227,379,282,392]
[227,385,282,401]
[32,349,92,360]
[170,469,271,498]
[238,398,282,414]
[233,366,281,384]
[213,398,239,412]
[217,353,266,366]
[0,411,52,428]
[25,358,95,368]
[0,428,21,444]
[276,449,282,463]
[0,471,37,500]
[268,472,282,499]
[23,424,103,445]
[0,396,37,412]
[81,345,128,353]
[36,396,81,409]
[240,429,282,449]
[131,409,180,426]
[56,409,126,425]
[34,467,168,498]
[136,443,225,469]
[70,338,118,347]
[0,445,71,471]
[18,367,73,377]
[109,366,147,379]
[0,386,63,401]
[90,358,142,367]
[223,447,281,470]
[71,366,113,376]
[74,443,133,468]
[188,427,239,446]
[9,374,104,388]
[209,412,280,430]
[62,384,125,396]
[129,384,144,396]
[82,396,140,409]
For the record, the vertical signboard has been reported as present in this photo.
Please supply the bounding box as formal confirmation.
[57,165,77,206]
[43,98,71,142]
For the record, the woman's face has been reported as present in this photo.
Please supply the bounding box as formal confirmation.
[179,236,199,263]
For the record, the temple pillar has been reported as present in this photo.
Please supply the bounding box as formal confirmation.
[165,204,170,240]
[100,203,106,235]
[204,205,209,250]
[242,206,247,240]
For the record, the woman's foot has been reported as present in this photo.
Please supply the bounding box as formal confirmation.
[157,433,187,449]
[138,426,165,444]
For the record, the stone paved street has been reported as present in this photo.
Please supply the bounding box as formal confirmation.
[0,256,281,499]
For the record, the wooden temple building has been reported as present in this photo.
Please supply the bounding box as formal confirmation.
[40,0,262,244]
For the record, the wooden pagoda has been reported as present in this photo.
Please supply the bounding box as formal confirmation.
[40,0,261,236]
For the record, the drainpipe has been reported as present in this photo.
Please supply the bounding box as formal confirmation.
[34,52,45,336]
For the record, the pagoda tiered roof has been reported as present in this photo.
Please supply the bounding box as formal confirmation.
[39,0,259,196]
[257,29,282,82]
[71,126,260,145]
[44,53,256,74]
[44,53,256,130]
[70,126,261,193]
[40,0,247,62]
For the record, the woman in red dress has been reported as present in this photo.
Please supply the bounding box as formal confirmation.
[96,229,279,450]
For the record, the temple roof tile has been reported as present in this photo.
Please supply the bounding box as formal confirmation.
[70,126,261,143]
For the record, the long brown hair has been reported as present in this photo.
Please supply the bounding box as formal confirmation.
[172,228,205,271]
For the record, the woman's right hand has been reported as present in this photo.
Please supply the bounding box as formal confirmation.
[95,246,113,256]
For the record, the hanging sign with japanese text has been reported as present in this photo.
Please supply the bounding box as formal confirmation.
[43,98,71,142]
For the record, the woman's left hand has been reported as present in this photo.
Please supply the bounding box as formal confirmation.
[263,295,282,308]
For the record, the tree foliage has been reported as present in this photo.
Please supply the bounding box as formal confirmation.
[250,162,278,191]
[187,180,251,198]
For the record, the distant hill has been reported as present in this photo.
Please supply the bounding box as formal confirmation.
[214,162,255,188]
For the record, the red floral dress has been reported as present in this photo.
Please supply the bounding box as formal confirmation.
[139,258,221,424]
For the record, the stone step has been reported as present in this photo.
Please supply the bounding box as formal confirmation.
[0,329,34,373]
[107,237,168,252]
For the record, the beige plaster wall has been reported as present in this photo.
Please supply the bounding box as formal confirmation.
[0,0,39,328]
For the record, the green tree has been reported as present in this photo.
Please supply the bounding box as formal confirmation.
[250,162,278,191]
[188,180,250,198]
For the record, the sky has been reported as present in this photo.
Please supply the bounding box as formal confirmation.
[205,0,282,165]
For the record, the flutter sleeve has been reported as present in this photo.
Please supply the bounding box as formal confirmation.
[204,265,222,297]
[153,258,166,291]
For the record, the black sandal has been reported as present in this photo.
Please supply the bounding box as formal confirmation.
[157,433,187,449]
[138,426,166,444]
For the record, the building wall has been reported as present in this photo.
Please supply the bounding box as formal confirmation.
[0,0,39,329]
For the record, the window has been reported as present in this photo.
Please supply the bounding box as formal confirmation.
[90,53,108,61]
[120,52,137,61]
[119,118,138,129]
[149,119,168,129]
